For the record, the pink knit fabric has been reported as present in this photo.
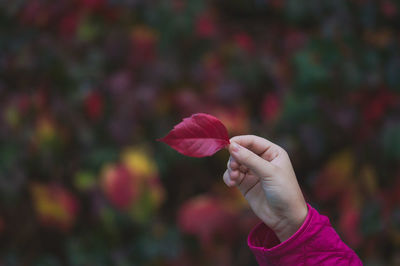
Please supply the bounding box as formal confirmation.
[248,203,362,265]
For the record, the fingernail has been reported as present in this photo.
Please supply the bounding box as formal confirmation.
[231,142,240,153]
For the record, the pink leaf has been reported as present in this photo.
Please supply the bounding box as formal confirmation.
[158,113,230,157]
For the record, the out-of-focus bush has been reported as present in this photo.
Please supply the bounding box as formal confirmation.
[0,0,400,265]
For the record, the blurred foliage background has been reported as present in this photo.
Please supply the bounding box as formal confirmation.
[1,0,400,265]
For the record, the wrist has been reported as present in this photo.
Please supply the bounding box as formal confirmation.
[273,203,308,242]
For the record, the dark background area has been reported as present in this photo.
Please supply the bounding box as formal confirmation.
[1,0,400,265]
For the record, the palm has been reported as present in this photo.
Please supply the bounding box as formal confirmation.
[237,156,288,226]
[241,171,268,220]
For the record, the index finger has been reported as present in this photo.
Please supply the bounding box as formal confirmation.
[229,135,279,156]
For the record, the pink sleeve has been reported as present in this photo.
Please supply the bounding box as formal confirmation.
[248,203,363,266]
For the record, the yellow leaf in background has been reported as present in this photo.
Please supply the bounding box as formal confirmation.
[36,117,56,143]
[31,184,70,225]
[74,171,96,191]
[129,177,165,224]
[122,148,158,178]
[212,184,248,212]
[131,26,158,42]
[147,177,166,207]
[4,106,19,128]
[326,150,354,185]
[359,165,377,195]
[364,28,393,48]
[392,228,400,246]
[315,150,355,201]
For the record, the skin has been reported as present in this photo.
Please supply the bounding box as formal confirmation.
[223,135,308,242]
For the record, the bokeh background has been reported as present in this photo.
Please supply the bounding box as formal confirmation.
[1,0,400,265]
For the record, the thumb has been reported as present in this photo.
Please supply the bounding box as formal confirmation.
[229,142,276,178]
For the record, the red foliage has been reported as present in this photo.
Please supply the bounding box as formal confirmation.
[381,1,397,18]
[233,33,254,53]
[338,189,362,247]
[17,93,31,114]
[59,11,81,38]
[362,89,398,124]
[84,91,104,121]
[102,165,139,210]
[77,0,105,11]
[261,93,282,122]
[177,195,238,247]
[130,27,158,66]
[212,107,250,134]
[195,13,218,39]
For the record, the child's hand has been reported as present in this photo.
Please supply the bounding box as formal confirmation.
[223,135,308,242]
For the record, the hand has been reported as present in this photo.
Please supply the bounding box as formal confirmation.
[223,135,308,242]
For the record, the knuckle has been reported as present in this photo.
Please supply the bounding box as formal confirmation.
[229,135,242,142]
[239,165,247,172]
[242,150,253,162]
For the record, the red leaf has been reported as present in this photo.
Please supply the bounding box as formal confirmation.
[158,113,230,157]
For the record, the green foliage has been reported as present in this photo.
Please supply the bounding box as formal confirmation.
[0,0,399,265]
